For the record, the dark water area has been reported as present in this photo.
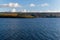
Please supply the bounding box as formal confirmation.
[0,18,60,40]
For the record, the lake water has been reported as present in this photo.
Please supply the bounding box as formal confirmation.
[0,18,60,40]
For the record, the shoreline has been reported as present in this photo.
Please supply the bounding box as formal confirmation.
[0,12,60,18]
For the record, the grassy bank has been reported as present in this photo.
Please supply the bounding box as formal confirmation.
[0,13,35,18]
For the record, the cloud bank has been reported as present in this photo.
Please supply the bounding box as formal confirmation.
[41,3,49,7]
[0,3,53,12]
[30,3,36,7]
[0,3,21,8]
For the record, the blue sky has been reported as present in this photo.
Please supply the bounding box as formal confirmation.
[0,0,60,12]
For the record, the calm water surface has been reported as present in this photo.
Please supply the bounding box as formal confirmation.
[0,18,60,40]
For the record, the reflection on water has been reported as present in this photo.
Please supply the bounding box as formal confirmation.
[0,18,60,40]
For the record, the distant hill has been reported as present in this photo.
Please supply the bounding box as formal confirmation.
[0,12,60,18]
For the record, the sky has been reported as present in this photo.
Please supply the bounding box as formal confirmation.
[0,0,60,12]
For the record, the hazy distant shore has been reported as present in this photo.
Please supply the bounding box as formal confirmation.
[0,12,60,18]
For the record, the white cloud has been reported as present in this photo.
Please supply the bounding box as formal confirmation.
[40,10,60,12]
[0,3,21,8]
[30,11,39,12]
[21,9,27,12]
[30,3,35,7]
[8,3,21,7]
[11,8,16,12]
[29,3,49,7]
[0,4,8,7]
[41,3,49,7]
